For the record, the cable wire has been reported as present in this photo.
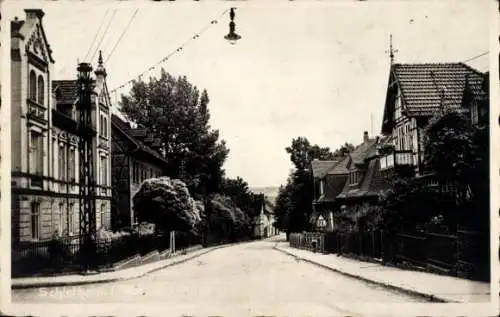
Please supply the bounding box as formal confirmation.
[462,51,489,63]
[83,9,110,62]
[105,9,139,64]
[89,9,117,63]
[109,7,231,94]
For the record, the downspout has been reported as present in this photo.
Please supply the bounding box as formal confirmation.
[416,124,421,175]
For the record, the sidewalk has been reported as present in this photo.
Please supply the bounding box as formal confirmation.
[12,244,223,289]
[274,241,490,303]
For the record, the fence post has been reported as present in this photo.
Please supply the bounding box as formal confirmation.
[170,231,175,254]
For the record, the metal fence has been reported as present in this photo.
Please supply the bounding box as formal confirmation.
[12,232,177,277]
[290,227,489,282]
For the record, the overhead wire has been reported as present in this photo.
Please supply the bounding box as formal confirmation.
[89,9,117,63]
[109,7,231,94]
[105,9,140,64]
[462,51,489,63]
[83,9,110,62]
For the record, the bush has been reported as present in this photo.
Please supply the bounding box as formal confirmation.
[133,177,202,233]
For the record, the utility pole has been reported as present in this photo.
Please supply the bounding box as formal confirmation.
[77,62,97,272]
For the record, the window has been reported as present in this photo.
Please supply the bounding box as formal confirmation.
[100,204,106,229]
[58,203,64,236]
[319,180,325,196]
[29,70,37,101]
[37,75,44,105]
[30,202,40,240]
[350,171,359,185]
[100,156,107,186]
[100,115,103,136]
[29,131,43,175]
[68,148,75,181]
[52,139,56,178]
[104,117,107,138]
[67,203,74,235]
[59,144,66,181]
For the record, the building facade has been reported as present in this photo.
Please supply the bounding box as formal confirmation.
[11,9,112,243]
[111,114,169,230]
[253,195,278,238]
[379,62,487,178]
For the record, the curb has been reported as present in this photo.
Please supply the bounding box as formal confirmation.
[12,241,250,290]
[272,244,455,303]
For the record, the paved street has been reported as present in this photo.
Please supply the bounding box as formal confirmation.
[13,237,427,314]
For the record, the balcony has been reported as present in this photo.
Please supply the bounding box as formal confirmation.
[52,109,78,135]
[380,150,415,171]
[27,99,47,124]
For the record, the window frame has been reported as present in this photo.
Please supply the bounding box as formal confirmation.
[29,70,37,101]
[59,143,66,181]
[29,131,43,176]
[30,201,41,240]
[67,203,74,236]
[37,75,44,105]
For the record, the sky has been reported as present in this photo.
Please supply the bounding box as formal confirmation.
[6,0,492,188]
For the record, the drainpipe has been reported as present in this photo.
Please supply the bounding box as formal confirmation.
[416,124,422,175]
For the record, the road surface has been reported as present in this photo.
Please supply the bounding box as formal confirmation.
[12,236,427,315]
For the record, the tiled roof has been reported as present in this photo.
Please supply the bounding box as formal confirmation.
[111,114,168,167]
[311,160,338,178]
[52,80,78,104]
[316,174,349,203]
[337,158,389,200]
[328,156,350,175]
[350,139,378,165]
[392,63,486,116]
[336,136,390,200]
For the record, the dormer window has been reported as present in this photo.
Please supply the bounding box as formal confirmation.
[349,170,360,185]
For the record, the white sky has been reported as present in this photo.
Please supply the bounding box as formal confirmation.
[6,0,492,188]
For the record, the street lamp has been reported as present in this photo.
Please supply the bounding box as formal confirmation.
[224,8,241,45]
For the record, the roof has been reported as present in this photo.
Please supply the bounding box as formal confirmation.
[111,114,169,167]
[315,173,349,203]
[350,138,378,165]
[337,158,389,200]
[336,136,390,200]
[390,63,486,117]
[52,80,78,104]
[311,160,338,178]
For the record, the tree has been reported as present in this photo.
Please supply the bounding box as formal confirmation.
[206,194,253,241]
[274,137,336,234]
[133,177,203,234]
[333,142,355,157]
[220,177,261,218]
[120,69,229,197]
[424,108,489,229]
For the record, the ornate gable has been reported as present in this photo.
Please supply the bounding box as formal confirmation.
[27,24,48,62]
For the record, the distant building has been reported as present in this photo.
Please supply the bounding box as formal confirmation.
[10,9,112,243]
[111,114,169,230]
[254,194,278,238]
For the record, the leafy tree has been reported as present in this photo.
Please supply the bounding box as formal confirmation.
[274,137,336,235]
[133,177,203,234]
[120,69,229,197]
[205,194,253,241]
[220,177,261,219]
[333,142,355,157]
[423,108,489,229]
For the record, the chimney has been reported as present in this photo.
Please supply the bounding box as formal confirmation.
[25,9,45,21]
[363,131,369,142]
